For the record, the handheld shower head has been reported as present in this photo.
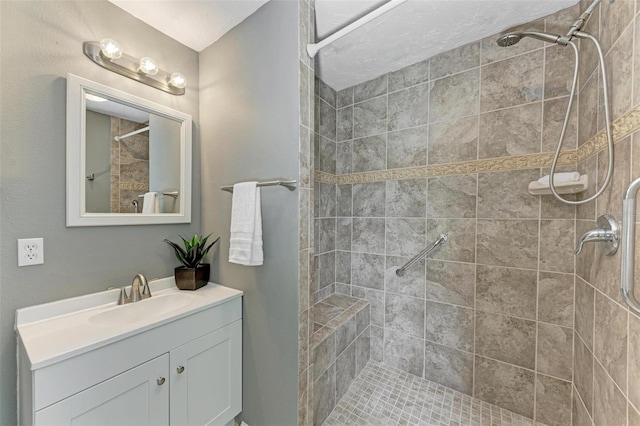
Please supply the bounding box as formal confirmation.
[496,31,569,47]
[496,33,523,47]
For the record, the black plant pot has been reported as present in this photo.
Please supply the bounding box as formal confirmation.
[174,264,210,291]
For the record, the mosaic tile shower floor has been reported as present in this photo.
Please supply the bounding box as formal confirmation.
[322,361,541,426]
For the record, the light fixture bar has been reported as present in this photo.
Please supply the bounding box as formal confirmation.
[83,41,185,95]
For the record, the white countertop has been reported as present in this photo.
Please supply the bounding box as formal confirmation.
[16,278,243,370]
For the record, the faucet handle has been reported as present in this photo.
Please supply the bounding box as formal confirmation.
[575,214,619,256]
[140,275,152,299]
[107,286,129,305]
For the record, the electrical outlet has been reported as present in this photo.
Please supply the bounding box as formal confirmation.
[18,238,44,267]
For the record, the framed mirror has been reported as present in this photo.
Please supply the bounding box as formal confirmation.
[66,74,192,226]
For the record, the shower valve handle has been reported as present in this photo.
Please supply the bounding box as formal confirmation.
[574,214,619,256]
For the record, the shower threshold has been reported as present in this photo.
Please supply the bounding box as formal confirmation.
[322,361,542,426]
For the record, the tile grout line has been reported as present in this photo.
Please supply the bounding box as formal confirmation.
[532,41,548,423]
[473,57,481,400]
[423,59,431,385]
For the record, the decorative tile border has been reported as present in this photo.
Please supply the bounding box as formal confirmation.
[315,103,640,185]
[576,104,640,162]
[119,182,149,191]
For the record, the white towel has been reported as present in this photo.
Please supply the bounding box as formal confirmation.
[142,192,157,214]
[538,172,580,185]
[229,182,263,266]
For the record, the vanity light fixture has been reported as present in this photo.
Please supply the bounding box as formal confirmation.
[85,93,108,102]
[169,72,187,89]
[139,57,159,75]
[99,38,122,59]
[83,38,186,95]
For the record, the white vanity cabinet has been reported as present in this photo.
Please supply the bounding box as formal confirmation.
[170,322,241,425]
[35,354,170,425]
[16,280,243,426]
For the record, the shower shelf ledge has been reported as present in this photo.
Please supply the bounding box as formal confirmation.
[528,174,589,195]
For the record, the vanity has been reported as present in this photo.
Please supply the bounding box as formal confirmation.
[16,278,242,426]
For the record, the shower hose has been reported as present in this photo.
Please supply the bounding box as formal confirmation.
[549,32,613,205]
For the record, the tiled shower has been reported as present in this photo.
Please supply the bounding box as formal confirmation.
[298,0,640,425]
[109,117,150,213]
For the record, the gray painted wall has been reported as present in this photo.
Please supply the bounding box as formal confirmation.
[85,110,111,213]
[0,2,200,424]
[199,1,300,424]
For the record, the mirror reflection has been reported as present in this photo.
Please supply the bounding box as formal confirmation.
[67,73,192,226]
[84,92,181,214]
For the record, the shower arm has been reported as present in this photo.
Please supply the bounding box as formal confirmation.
[566,0,602,39]
[548,32,614,205]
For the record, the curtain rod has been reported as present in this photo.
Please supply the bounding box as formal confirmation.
[114,126,149,142]
[306,0,407,58]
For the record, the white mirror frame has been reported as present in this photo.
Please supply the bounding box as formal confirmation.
[66,73,192,226]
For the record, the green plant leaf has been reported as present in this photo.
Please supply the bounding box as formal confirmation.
[164,239,189,267]
[165,234,220,268]
[201,236,220,259]
[187,243,200,267]
[179,235,191,251]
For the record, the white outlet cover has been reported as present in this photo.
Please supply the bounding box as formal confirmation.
[18,238,44,267]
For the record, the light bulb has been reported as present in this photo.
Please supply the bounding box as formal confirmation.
[139,57,158,75]
[85,93,108,102]
[99,38,122,60]
[169,72,187,89]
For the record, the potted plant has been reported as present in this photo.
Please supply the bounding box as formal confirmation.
[164,234,220,290]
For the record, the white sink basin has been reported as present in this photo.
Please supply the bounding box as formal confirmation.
[16,278,243,370]
[89,293,197,327]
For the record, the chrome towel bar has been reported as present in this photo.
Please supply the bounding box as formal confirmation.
[220,178,297,193]
[137,191,179,199]
[396,234,448,277]
[621,177,640,314]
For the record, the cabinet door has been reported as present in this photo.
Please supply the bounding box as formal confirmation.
[170,320,242,426]
[35,354,169,426]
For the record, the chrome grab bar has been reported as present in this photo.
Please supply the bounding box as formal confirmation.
[396,234,448,277]
[622,177,640,314]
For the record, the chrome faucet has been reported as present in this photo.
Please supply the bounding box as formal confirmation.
[575,214,619,256]
[139,274,152,299]
[131,274,151,302]
[107,274,151,305]
[107,286,130,305]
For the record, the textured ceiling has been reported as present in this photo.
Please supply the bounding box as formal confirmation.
[108,0,269,52]
[108,0,578,90]
[315,0,578,90]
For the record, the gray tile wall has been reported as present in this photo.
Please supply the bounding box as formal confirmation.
[573,2,640,426]
[312,4,595,423]
[314,78,338,304]
[311,1,640,425]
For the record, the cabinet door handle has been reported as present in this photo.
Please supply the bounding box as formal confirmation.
[157,377,166,386]
[177,366,185,374]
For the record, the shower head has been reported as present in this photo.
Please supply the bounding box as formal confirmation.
[496,33,523,47]
[496,31,569,47]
